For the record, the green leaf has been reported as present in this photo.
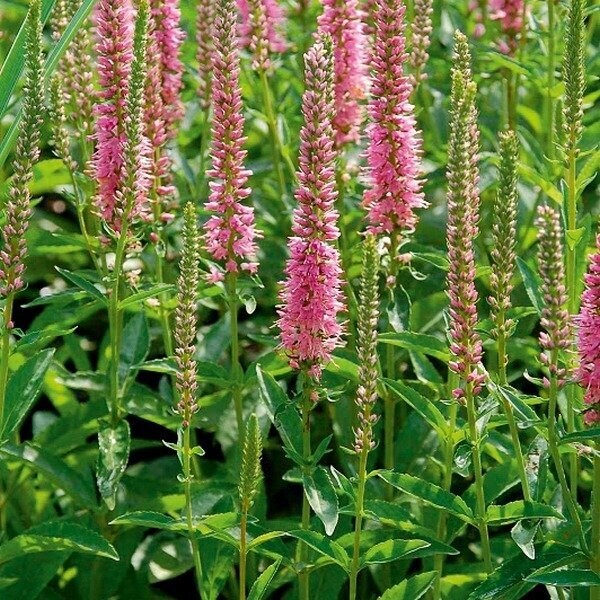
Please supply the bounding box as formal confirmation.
[55,267,106,303]
[525,570,600,587]
[0,443,96,508]
[119,313,150,379]
[379,572,437,600]
[378,332,450,362]
[518,164,563,204]
[1,348,54,440]
[0,0,98,168]
[0,521,118,565]
[560,428,600,444]
[118,284,175,309]
[487,383,539,425]
[486,501,564,524]
[383,379,447,436]
[303,467,339,536]
[324,355,359,381]
[511,520,539,559]
[361,539,430,567]
[386,285,411,333]
[516,257,544,315]
[110,511,185,531]
[378,471,474,523]
[286,530,350,571]
[247,559,282,600]
[96,419,131,510]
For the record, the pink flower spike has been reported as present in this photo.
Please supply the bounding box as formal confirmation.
[91,0,135,224]
[276,35,345,379]
[318,0,368,147]
[237,0,287,54]
[489,0,525,54]
[363,0,426,246]
[203,0,261,274]
[577,235,600,425]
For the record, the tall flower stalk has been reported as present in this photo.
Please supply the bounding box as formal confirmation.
[204,0,260,441]
[489,130,531,501]
[363,0,425,479]
[409,0,433,87]
[276,34,344,600]
[145,0,185,357]
[238,413,263,600]
[0,0,43,425]
[349,234,380,600]
[243,0,289,206]
[536,205,588,553]
[562,0,586,496]
[174,202,203,595]
[444,30,491,575]
[98,0,152,422]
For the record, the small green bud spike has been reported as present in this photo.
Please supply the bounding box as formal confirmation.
[239,413,263,511]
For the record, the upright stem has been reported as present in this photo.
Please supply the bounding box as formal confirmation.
[545,0,556,159]
[299,383,312,600]
[226,274,244,442]
[0,294,15,429]
[497,325,532,502]
[433,394,458,600]
[109,233,128,424]
[197,105,212,200]
[258,69,288,209]
[384,343,396,500]
[349,435,370,599]
[591,447,600,600]
[183,425,204,597]
[506,71,516,130]
[466,383,493,573]
[547,350,588,553]
[566,149,579,496]
[239,503,248,600]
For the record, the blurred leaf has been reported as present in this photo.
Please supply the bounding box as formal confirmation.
[379,572,437,600]
[511,520,539,559]
[0,442,96,507]
[286,530,350,570]
[118,284,175,309]
[516,257,544,315]
[1,348,54,440]
[525,570,600,586]
[485,501,564,524]
[378,332,450,362]
[361,539,430,567]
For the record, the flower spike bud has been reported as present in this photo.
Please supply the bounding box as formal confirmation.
[409,0,433,83]
[535,205,571,389]
[489,130,519,340]
[239,413,263,509]
[175,203,201,427]
[446,31,485,399]
[0,0,44,298]
[196,0,216,108]
[354,234,381,454]
[237,0,286,58]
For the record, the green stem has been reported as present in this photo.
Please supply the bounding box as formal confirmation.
[466,382,493,573]
[197,104,212,200]
[506,71,516,130]
[497,327,532,502]
[239,504,248,600]
[258,69,288,210]
[545,0,556,159]
[433,397,458,600]
[227,274,244,443]
[108,233,128,424]
[183,426,204,597]
[591,447,600,600]
[299,384,312,600]
[566,148,579,497]
[0,294,14,429]
[547,351,588,553]
[349,439,369,599]
[384,343,396,499]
